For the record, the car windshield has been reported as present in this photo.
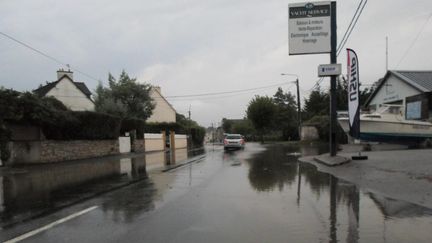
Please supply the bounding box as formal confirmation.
[226,135,241,139]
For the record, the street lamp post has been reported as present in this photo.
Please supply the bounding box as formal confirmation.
[281,73,301,140]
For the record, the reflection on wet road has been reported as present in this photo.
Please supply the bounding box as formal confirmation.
[0,148,201,229]
[1,143,432,242]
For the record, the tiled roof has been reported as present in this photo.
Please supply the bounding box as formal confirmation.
[365,70,432,106]
[33,75,92,99]
[74,82,92,98]
[392,70,432,92]
[33,81,59,97]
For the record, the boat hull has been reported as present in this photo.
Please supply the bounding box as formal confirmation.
[338,118,432,143]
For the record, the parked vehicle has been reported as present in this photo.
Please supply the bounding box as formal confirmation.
[224,134,245,150]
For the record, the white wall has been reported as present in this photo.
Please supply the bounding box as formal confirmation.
[368,74,420,108]
[46,77,95,111]
[119,136,131,153]
[175,134,187,149]
[147,88,176,123]
[144,133,165,152]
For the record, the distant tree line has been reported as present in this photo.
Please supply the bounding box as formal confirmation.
[232,77,375,143]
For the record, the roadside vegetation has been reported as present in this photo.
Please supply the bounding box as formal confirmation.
[230,77,375,143]
[0,71,206,161]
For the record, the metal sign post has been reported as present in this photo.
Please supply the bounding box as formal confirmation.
[289,1,338,156]
[329,1,337,156]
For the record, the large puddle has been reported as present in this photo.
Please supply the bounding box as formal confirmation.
[1,143,432,242]
[0,148,204,228]
[243,143,432,242]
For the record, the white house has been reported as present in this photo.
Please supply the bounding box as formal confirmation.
[147,86,176,123]
[34,69,95,111]
[365,70,432,111]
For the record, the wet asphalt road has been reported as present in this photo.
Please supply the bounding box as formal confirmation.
[2,143,432,242]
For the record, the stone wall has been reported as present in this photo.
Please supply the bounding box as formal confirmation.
[39,140,119,163]
[132,139,145,152]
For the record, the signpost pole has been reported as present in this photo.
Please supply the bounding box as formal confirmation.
[329,1,337,156]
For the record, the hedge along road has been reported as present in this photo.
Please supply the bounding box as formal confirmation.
[2,142,432,242]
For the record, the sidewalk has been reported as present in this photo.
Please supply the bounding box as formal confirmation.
[299,148,432,209]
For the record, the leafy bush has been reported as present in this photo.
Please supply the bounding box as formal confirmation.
[120,118,146,139]
[0,123,11,161]
[190,126,206,147]
[0,89,121,140]
[41,111,121,140]
[0,88,206,146]
[72,111,121,140]
[144,122,184,134]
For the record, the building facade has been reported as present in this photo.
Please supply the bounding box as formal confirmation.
[146,86,176,123]
[365,70,432,111]
[34,69,95,111]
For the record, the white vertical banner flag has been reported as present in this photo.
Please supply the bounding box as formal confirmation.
[347,48,360,138]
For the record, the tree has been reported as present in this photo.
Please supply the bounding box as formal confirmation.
[246,96,276,143]
[94,82,127,117]
[222,118,233,133]
[273,87,298,140]
[231,119,255,137]
[94,70,155,120]
[303,87,329,120]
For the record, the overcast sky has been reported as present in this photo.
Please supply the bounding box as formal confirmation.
[1,0,432,127]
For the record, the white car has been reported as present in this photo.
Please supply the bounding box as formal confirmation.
[223,134,245,150]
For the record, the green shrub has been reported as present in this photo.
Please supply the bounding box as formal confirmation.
[40,111,121,140]
[190,126,206,146]
[72,111,121,140]
[121,118,146,139]
[144,122,184,134]
[0,123,11,161]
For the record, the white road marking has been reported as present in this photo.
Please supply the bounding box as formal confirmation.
[4,205,98,243]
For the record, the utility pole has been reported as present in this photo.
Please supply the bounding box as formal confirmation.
[188,105,191,149]
[385,36,388,71]
[211,122,215,151]
[281,73,302,139]
[188,105,191,120]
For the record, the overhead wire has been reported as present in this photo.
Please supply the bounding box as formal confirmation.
[157,83,296,101]
[396,12,432,68]
[336,0,364,55]
[164,81,295,99]
[336,0,368,56]
[0,31,101,83]
[310,0,368,91]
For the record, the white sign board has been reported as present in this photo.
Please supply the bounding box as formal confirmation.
[318,64,341,77]
[289,1,331,55]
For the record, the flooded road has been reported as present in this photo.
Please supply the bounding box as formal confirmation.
[1,143,432,242]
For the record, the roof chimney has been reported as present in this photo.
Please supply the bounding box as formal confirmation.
[57,68,73,80]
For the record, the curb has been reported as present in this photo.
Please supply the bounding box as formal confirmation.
[162,155,207,172]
